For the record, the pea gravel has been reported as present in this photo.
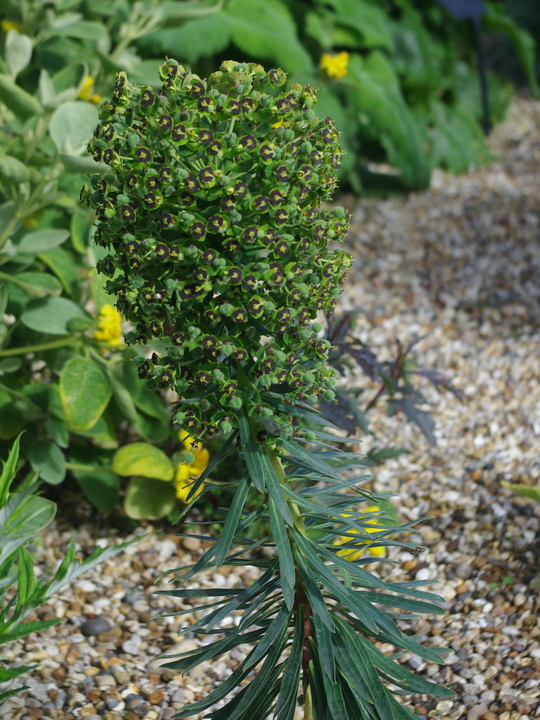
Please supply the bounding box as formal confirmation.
[1,97,539,720]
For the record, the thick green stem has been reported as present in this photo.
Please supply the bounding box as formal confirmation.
[0,336,79,357]
[65,462,114,474]
[304,685,313,720]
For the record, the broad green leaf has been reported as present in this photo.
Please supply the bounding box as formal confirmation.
[60,357,112,432]
[0,74,41,121]
[145,13,233,65]
[121,356,170,422]
[38,246,81,297]
[52,61,86,94]
[0,388,26,439]
[346,52,430,190]
[38,69,56,106]
[49,101,98,155]
[226,0,313,73]
[322,0,393,50]
[19,272,63,297]
[157,0,223,22]
[27,441,66,485]
[124,475,176,519]
[389,5,445,96]
[0,155,30,183]
[484,5,539,97]
[5,31,33,79]
[112,442,173,480]
[21,296,86,335]
[45,21,108,41]
[18,229,69,255]
[109,376,141,433]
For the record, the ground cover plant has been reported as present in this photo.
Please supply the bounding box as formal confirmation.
[139,0,538,193]
[81,58,456,719]
[0,435,135,701]
[0,0,223,519]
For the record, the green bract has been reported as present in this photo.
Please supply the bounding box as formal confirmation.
[82,60,352,441]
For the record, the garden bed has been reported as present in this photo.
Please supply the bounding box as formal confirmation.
[1,97,539,720]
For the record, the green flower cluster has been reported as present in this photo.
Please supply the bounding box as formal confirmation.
[82,60,351,441]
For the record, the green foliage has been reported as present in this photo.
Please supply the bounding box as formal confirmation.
[0,0,220,518]
[142,0,536,191]
[501,481,540,503]
[87,58,454,718]
[0,436,138,701]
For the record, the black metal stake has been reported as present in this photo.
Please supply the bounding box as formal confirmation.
[473,15,491,135]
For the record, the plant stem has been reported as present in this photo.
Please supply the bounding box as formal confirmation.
[65,462,114,474]
[304,685,313,720]
[0,336,79,357]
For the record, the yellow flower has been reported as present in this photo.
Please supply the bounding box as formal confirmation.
[78,76,101,104]
[333,506,386,560]
[271,120,284,128]
[175,431,210,502]
[93,304,123,347]
[320,51,349,80]
[1,20,22,33]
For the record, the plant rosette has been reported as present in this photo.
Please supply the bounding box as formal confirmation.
[82,60,453,720]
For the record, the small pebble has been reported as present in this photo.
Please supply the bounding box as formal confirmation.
[80,616,112,636]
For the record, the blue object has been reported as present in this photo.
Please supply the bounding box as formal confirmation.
[436,0,491,134]
[436,0,486,20]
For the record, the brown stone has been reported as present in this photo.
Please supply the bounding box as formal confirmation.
[455,583,468,595]
[147,691,165,705]
[27,709,43,720]
[148,673,161,686]
[52,667,66,681]
[481,713,498,720]
[141,551,159,568]
[87,689,101,703]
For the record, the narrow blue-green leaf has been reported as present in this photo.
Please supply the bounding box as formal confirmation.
[358,590,445,615]
[336,618,394,720]
[312,612,335,681]
[279,438,342,480]
[186,428,238,501]
[214,474,250,567]
[268,496,295,602]
[293,529,379,634]
[172,606,290,715]
[275,605,303,720]
[295,548,333,630]
[238,408,272,491]
[357,632,455,697]
[318,648,348,720]
[334,635,372,705]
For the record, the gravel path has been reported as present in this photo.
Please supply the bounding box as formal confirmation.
[1,98,539,720]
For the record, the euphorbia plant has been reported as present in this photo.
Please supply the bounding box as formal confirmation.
[82,60,454,719]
